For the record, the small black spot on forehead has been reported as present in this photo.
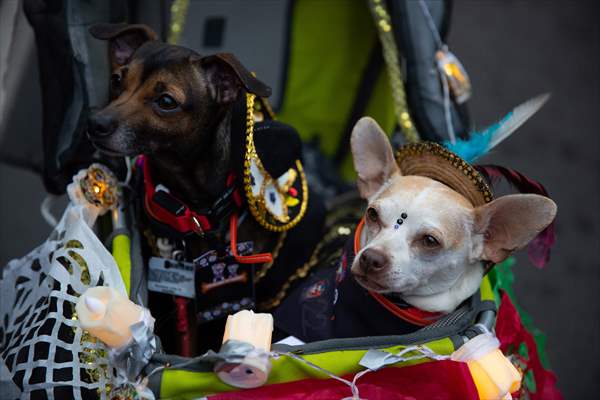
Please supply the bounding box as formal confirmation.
[134,42,200,82]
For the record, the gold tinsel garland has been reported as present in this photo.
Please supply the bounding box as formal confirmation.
[368,0,420,143]
[168,0,190,44]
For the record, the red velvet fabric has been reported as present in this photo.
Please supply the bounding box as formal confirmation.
[210,360,479,400]
[496,291,562,400]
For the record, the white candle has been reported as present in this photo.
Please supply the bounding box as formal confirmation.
[76,286,143,348]
[216,310,274,388]
[452,333,521,399]
[216,354,272,389]
[222,310,273,351]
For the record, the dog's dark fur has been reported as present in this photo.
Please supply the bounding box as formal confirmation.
[88,23,270,211]
[87,23,288,354]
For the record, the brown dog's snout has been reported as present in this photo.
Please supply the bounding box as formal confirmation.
[359,248,389,274]
[88,113,116,138]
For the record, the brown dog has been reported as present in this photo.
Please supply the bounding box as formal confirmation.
[87,23,325,355]
[87,23,271,208]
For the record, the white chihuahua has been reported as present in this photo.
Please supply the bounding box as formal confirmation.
[275,117,556,340]
[350,117,557,314]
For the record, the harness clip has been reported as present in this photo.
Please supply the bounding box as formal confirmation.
[191,215,205,237]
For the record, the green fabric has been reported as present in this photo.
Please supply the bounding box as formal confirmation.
[159,338,456,399]
[479,275,494,303]
[160,370,232,400]
[276,0,396,179]
[112,234,131,296]
[488,257,551,369]
[339,68,396,179]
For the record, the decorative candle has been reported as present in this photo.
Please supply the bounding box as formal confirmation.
[216,310,274,388]
[222,310,273,351]
[215,352,272,389]
[76,286,144,348]
[452,332,521,399]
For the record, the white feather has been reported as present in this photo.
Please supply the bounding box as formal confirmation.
[487,93,551,150]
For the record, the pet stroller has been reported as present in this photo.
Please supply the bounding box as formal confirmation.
[0,1,560,399]
[0,174,559,399]
[140,274,511,399]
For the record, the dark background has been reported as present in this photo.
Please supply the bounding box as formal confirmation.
[1,1,599,398]
[449,1,600,397]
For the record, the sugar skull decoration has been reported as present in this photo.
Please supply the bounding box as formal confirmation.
[242,93,308,232]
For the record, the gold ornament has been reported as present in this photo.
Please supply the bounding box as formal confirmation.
[243,94,309,232]
[79,164,119,209]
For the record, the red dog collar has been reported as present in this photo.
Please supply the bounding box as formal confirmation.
[140,155,272,264]
[141,155,215,236]
[354,218,442,327]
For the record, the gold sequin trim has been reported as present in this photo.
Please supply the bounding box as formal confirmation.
[395,142,494,203]
[243,93,309,232]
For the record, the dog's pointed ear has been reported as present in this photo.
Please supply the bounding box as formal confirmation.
[199,53,272,105]
[351,117,400,199]
[89,23,157,69]
[474,194,557,264]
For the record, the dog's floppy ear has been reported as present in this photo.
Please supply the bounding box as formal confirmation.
[89,23,157,69]
[351,117,400,199]
[200,53,272,105]
[474,194,557,264]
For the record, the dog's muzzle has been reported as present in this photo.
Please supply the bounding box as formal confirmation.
[359,248,390,274]
[87,113,117,139]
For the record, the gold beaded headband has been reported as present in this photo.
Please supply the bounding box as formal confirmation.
[395,142,493,207]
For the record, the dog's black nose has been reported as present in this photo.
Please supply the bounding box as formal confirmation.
[359,248,389,273]
[88,114,116,137]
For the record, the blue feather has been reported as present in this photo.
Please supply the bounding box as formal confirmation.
[443,94,549,162]
[444,113,511,163]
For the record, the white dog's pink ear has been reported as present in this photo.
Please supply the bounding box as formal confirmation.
[474,194,557,263]
[351,117,400,199]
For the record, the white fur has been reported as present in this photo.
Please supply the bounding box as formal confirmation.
[349,117,556,315]
[353,174,485,313]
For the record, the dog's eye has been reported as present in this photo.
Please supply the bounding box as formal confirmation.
[366,207,379,223]
[156,94,179,111]
[421,235,440,249]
